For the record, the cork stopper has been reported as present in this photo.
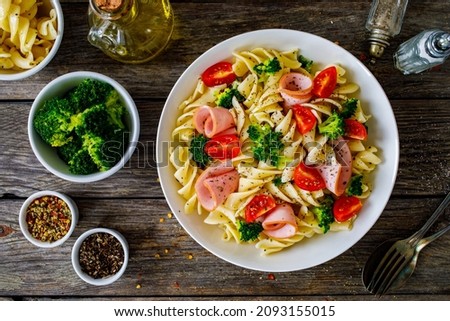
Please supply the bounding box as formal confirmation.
[95,0,123,12]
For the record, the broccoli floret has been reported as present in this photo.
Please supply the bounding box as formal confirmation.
[72,87,127,136]
[82,135,110,171]
[67,78,114,113]
[273,176,283,187]
[57,134,83,163]
[104,89,127,129]
[33,97,74,147]
[34,78,130,175]
[189,135,211,168]
[215,83,245,108]
[71,103,113,138]
[71,88,127,130]
[237,220,264,242]
[68,149,99,175]
[81,132,124,172]
[67,102,127,173]
[346,175,363,196]
[63,129,126,174]
[253,57,282,81]
[102,127,128,164]
[311,196,335,233]
[298,55,314,73]
[318,112,345,139]
[340,98,359,119]
[247,123,285,168]
[247,122,271,141]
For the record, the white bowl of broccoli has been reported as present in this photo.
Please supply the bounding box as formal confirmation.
[28,71,140,182]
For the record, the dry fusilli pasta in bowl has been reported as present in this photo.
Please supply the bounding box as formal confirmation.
[0,0,63,80]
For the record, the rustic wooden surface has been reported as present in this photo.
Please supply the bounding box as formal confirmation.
[0,0,449,301]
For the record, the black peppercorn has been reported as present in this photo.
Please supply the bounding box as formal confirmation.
[79,232,124,279]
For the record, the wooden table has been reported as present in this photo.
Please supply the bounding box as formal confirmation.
[1,0,449,301]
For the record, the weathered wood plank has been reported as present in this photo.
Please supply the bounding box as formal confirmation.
[1,197,448,297]
[1,100,448,198]
[392,100,450,195]
[2,294,448,301]
[1,0,449,302]
[0,1,449,100]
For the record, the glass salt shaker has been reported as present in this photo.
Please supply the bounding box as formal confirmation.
[87,0,174,64]
[393,29,450,75]
[365,0,409,58]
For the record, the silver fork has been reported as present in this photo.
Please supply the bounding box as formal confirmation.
[366,192,450,296]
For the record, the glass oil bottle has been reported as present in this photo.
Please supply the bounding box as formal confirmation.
[88,0,174,64]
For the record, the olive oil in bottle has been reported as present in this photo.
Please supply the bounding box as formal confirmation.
[88,0,174,64]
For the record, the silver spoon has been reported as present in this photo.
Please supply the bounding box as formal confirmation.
[362,193,450,294]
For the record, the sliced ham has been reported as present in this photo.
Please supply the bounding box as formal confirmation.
[262,204,298,239]
[317,137,352,196]
[193,106,236,138]
[279,72,313,96]
[214,127,238,136]
[279,72,313,108]
[280,91,313,108]
[195,162,239,211]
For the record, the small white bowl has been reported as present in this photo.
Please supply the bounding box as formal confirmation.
[0,0,64,81]
[19,190,78,248]
[71,228,129,286]
[28,71,140,182]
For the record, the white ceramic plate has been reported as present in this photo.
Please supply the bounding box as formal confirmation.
[156,29,399,272]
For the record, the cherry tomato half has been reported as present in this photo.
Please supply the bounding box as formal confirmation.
[201,61,236,87]
[292,104,317,134]
[312,66,337,98]
[245,194,277,223]
[333,196,363,222]
[204,134,240,160]
[293,162,326,191]
[344,119,368,140]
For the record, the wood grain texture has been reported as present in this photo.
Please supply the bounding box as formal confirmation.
[0,100,448,198]
[0,198,449,298]
[0,1,449,100]
[0,0,449,301]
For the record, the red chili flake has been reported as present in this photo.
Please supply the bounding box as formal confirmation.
[25,195,72,242]
[268,273,276,280]
[359,52,368,62]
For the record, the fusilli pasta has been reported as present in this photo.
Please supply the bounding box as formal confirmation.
[0,0,58,71]
[170,47,381,255]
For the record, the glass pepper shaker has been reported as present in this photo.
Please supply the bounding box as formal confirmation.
[393,29,450,75]
[87,0,174,64]
[365,0,409,58]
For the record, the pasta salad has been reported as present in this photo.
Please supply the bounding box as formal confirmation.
[169,47,381,255]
